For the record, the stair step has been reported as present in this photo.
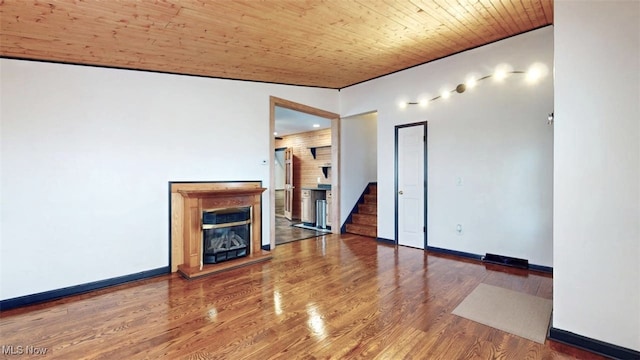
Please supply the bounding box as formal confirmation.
[352,213,377,226]
[364,194,377,204]
[358,203,377,215]
[346,223,377,238]
[368,184,377,195]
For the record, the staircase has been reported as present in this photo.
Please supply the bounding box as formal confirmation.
[345,183,377,238]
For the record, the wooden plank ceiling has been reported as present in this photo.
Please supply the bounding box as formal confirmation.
[0,0,553,89]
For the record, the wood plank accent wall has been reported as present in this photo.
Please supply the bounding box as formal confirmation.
[275,128,331,220]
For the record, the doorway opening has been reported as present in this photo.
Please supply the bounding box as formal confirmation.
[269,97,340,249]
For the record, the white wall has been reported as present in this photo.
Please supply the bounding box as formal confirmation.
[554,0,640,351]
[340,27,554,266]
[0,59,338,300]
[340,112,378,226]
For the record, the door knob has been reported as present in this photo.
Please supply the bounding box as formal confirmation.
[399,190,403,195]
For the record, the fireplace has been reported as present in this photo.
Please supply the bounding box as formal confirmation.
[202,207,251,264]
[171,181,270,279]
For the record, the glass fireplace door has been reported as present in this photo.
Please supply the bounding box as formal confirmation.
[202,207,251,264]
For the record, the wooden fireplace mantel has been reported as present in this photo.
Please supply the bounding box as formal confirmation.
[170,182,271,279]
[178,187,267,199]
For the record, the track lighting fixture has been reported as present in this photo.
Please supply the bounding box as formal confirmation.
[398,63,548,109]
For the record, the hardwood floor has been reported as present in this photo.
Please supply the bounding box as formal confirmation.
[275,216,327,245]
[0,234,604,359]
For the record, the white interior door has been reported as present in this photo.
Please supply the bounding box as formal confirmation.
[397,123,426,249]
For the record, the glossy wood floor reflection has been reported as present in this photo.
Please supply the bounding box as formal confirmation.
[0,234,604,360]
[275,216,327,245]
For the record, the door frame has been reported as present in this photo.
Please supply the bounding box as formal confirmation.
[269,96,341,250]
[394,121,428,249]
